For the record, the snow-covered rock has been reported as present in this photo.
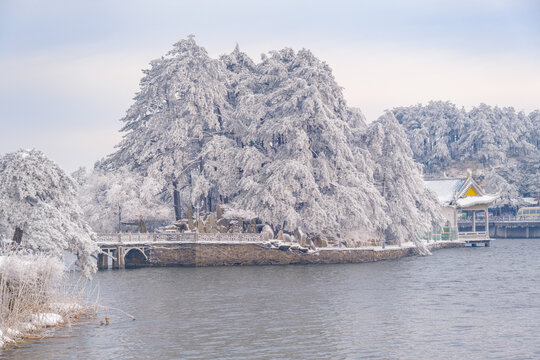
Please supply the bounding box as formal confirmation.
[261,225,274,241]
[282,234,294,243]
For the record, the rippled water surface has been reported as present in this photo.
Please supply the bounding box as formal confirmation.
[2,239,540,359]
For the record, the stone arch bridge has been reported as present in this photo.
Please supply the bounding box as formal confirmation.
[96,232,264,269]
[98,244,151,269]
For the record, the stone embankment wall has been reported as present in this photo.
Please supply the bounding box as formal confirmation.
[144,241,464,268]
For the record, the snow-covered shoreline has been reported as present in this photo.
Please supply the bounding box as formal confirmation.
[113,239,465,269]
[0,252,91,349]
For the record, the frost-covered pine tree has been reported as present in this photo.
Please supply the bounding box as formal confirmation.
[364,112,444,248]
[233,48,386,237]
[103,36,231,219]
[71,166,89,187]
[517,154,540,198]
[393,101,468,173]
[528,110,540,151]
[0,149,97,277]
[518,110,540,198]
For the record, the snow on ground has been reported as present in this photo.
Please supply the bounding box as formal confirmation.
[0,328,20,347]
[1,312,67,347]
[49,302,83,314]
[31,313,64,328]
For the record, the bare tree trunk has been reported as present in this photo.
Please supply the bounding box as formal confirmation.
[118,204,122,232]
[13,226,23,244]
[173,181,182,221]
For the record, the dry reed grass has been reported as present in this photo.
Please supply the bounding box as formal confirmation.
[0,245,96,348]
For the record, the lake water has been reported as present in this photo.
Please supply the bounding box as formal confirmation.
[2,238,540,359]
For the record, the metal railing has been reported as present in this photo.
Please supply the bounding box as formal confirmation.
[197,233,263,243]
[489,215,540,223]
[422,227,459,242]
[458,231,489,239]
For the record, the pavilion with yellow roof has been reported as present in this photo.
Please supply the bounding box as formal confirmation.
[425,171,498,242]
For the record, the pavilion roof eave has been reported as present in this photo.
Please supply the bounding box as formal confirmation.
[456,194,499,209]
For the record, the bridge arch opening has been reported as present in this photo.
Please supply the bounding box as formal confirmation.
[124,248,148,269]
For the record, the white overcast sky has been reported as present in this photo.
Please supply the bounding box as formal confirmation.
[1,0,539,172]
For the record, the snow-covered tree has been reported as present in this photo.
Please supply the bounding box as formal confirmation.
[393,101,540,205]
[518,155,540,198]
[78,167,173,233]
[95,38,455,247]
[71,166,89,187]
[482,172,522,210]
[233,48,386,237]
[528,110,540,151]
[364,112,444,248]
[0,149,97,277]
[103,36,231,219]
[393,101,467,173]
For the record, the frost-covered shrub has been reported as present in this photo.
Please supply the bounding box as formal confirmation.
[0,249,87,344]
[0,251,64,291]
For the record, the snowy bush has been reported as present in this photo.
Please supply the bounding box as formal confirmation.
[0,250,89,345]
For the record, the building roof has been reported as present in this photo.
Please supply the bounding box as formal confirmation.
[425,173,497,208]
[425,179,465,205]
[456,194,499,208]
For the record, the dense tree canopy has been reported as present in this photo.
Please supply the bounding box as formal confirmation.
[85,37,444,244]
[364,112,443,247]
[393,101,540,207]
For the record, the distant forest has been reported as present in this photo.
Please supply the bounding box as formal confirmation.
[393,101,540,209]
